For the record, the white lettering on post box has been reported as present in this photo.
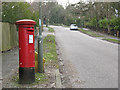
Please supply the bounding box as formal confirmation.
[29,35,33,43]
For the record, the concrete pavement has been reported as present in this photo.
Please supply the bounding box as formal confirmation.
[51,25,118,88]
[42,27,55,38]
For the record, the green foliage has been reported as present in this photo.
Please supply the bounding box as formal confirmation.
[98,17,120,31]
[2,2,120,34]
[48,4,65,24]
[76,18,83,27]
[48,27,54,32]
[110,17,120,31]
[35,73,47,84]
[102,38,120,43]
[64,17,75,26]
[43,35,57,62]
[2,2,38,24]
[98,18,109,29]
[86,17,97,27]
[31,12,39,27]
[79,28,103,37]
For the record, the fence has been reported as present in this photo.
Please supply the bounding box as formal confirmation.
[0,22,18,52]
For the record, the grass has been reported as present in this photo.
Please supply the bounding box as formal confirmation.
[48,27,54,32]
[11,72,47,88]
[102,38,120,44]
[78,28,103,37]
[43,35,58,68]
[34,73,47,84]
[78,28,120,44]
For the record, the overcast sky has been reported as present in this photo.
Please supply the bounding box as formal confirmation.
[57,0,80,6]
[26,0,80,7]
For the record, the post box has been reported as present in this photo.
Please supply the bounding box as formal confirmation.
[16,19,36,84]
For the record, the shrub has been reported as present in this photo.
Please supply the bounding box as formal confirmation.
[86,17,97,27]
[98,18,109,29]
[110,17,120,31]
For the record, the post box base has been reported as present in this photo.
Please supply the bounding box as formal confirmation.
[19,67,35,84]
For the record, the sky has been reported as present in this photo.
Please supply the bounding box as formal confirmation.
[57,0,80,7]
[26,0,80,7]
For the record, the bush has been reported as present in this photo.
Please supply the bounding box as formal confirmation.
[86,17,97,27]
[110,17,120,31]
[98,18,109,29]
[98,17,120,31]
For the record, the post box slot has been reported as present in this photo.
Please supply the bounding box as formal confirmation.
[27,30,34,32]
[24,27,33,28]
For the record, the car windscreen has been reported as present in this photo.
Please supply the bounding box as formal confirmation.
[71,24,77,26]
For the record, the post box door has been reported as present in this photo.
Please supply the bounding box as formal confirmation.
[27,27,35,67]
[19,25,35,67]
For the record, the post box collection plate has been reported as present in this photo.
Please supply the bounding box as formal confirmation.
[29,35,33,43]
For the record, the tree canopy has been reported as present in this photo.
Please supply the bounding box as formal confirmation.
[2,2,120,35]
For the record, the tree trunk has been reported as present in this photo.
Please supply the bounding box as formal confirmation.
[107,24,110,34]
[117,31,119,37]
[105,3,111,34]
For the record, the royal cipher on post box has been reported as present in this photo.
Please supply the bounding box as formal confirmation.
[16,19,36,84]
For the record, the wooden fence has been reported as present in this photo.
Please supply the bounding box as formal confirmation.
[0,22,18,51]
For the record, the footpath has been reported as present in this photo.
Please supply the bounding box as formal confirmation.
[1,27,61,89]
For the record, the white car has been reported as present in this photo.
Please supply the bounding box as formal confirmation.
[70,24,78,30]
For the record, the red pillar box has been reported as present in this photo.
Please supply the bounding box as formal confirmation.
[16,19,36,84]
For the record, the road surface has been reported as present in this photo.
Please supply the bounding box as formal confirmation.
[0,52,2,89]
[51,25,118,88]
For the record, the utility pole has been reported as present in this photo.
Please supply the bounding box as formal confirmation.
[38,1,43,73]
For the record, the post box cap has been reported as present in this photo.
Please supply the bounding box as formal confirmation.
[16,19,36,25]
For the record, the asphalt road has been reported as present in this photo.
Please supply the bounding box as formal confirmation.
[0,52,2,89]
[51,25,118,88]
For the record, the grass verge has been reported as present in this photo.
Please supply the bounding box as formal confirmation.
[43,35,58,68]
[12,72,47,87]
[48,27,54,32]
[102,38,120,44]
[78,28,103,37]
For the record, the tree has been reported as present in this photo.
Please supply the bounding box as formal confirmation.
[2,2,33,23]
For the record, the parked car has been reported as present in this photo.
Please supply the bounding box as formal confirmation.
[70,24,78,30]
